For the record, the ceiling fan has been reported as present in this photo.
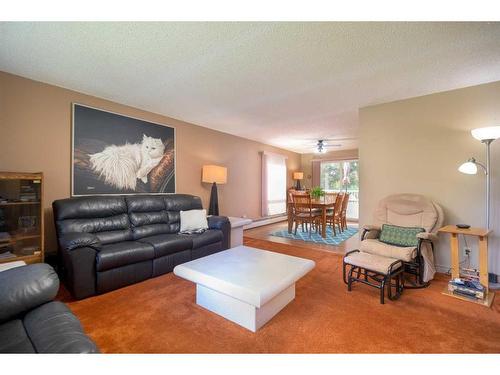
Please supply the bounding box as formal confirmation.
[301,137,357,153]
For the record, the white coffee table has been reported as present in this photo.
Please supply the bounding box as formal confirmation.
[173,245,315,332]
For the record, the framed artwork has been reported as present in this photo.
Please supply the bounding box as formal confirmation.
[71,103,176,196]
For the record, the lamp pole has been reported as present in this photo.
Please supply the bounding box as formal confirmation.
[484,139,492,230]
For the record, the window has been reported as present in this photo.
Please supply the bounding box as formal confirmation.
[319,159,359,219]
[262,152,287,216]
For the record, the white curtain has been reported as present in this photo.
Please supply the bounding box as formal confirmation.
[261,152,287,217]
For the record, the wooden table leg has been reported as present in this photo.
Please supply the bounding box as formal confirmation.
[450,233,460,280]
[321,207,326,238]
[287,205,293,233]
[479,235,489,290]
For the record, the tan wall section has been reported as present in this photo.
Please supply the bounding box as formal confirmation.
[0,72,301,254]
[359,81,500,274]
[300,149,358,189]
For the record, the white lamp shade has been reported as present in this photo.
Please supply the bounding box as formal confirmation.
[471,126,500,141]
[458,161,478,175]
[202,165,227,184]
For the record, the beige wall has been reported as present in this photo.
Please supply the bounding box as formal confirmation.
[0,72,301,254]
[359,81,500,274]
[300,149,358,188]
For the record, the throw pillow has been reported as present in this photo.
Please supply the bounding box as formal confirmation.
[179,209,209,234]
[379,224,424,247]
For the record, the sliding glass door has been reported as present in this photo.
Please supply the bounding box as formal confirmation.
[319,159,359,220]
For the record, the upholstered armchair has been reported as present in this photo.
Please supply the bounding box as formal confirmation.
[361,194,444,287]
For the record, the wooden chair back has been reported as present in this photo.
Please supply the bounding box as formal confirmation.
[334,192,344,214]
[292,194,313,216]
[341,192,350,214]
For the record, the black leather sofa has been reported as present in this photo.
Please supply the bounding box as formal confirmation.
[0,263,98,353]
[53,194,230,300]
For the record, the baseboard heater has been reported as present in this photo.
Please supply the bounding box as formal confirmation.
[243,215,287,230]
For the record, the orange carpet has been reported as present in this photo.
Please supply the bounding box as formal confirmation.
[59,238,500,353]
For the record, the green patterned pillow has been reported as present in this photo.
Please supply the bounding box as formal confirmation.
[379,224,424,247]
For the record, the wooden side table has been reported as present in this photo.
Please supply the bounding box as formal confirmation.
[438,225,494,307]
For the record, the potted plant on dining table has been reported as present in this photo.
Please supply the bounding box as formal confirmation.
[310,186,325,200]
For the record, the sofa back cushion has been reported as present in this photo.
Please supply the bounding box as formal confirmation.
[53,194,204,243]
[53,196,132,244]
[126,196,170,239]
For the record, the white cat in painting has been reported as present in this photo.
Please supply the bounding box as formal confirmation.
[89,135,165,191]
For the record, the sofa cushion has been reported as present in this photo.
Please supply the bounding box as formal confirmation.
[96,241,154,271]
[0,319,35,353]
[23,301,99,353]
[344,251,403,275]
[138,234,193,258]
[184,229,223,249]
[360,238,416,262]
[126,196,173,239]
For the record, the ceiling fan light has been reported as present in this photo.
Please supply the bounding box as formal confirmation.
[471,126,500,141]
[316,140,325,153]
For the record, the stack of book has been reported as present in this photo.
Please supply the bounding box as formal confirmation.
[448,278,485,300]
[19,184,37,201]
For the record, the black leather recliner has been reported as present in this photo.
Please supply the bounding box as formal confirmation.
[53,194,230,300]
[0,263,98,353]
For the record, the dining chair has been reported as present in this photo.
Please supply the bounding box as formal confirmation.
[326,192,344,235]
[291,194,321,237]
[340,192,350,231]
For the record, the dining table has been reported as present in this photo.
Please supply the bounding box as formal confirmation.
[287,193,337,238]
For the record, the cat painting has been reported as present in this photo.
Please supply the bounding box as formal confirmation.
[89,135,165,191]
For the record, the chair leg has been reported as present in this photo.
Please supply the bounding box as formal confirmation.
[380,278,386,304]
[294,220,298,235]
[347,267,355,291]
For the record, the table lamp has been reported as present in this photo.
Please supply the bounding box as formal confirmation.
[458,125,500,229]
[202,165,227,216]
[293,172,304,190]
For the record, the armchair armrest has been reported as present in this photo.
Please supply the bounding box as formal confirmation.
[417,232,439,242]
[207,216,231,250]
[0,264,59,323]
[363,224,381,231]
[58,232,101,252]
[361,225,381,240]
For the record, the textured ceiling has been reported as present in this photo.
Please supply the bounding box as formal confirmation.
[2,22,500,153]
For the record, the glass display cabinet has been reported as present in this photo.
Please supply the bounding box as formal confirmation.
[0,172,44,264]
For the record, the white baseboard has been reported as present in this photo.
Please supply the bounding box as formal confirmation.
[243,215,287,230]
[435,264,451,274]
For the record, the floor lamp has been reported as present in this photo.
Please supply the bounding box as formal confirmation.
[458,126,500,230]
[202,165,227,216]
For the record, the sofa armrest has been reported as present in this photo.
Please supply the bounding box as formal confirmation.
[23,301,99,353]
[59,246,98,300]
[58,232,101,252]
[208,216,231,250]
[417,232,439,242]
[0,264,59,323]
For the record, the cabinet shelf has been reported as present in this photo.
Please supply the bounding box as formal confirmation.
[0,201,41,206]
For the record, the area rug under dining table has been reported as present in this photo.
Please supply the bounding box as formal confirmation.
[270,226,358,245]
